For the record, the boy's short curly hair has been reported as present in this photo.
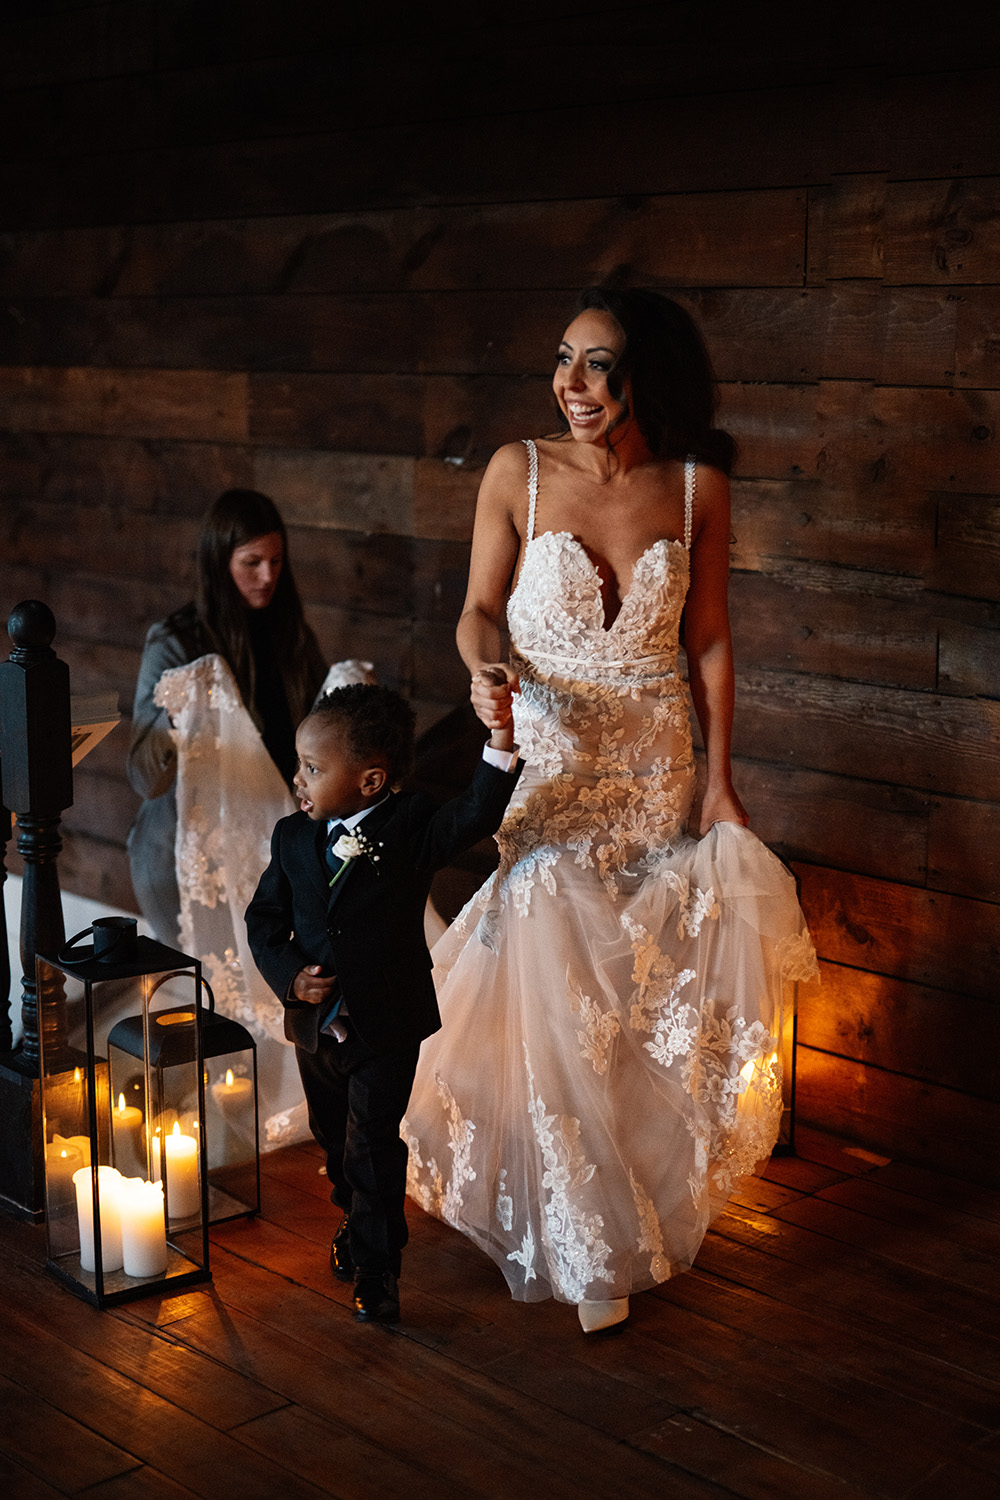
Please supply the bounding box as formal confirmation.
[306,684,415,785]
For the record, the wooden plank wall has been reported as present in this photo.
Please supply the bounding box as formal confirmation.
[0,2,997,1181]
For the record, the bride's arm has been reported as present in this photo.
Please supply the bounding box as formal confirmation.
[682,466,750,834]
[456,444,525,731]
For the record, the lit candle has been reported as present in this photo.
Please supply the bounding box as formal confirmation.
[148,1125,162,1183]
[73,1165,124,1273]
[118,1178,168,1278]
[112,1092,144,1176]
[211,1068,253,1111]
[45,1139,85,1208]
[163,1121,200,1220]
[53,1132,92,1167]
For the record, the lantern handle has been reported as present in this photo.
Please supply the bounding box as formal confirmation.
[143,969,216,1016]
[58,916,138,966]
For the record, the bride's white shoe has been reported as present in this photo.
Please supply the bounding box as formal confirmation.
[577,1297,629,1333]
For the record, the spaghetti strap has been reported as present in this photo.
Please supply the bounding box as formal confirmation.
[684,456,695,550]
[523,438,539,541]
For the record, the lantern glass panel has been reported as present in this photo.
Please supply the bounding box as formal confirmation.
[204,1040,260,1223]
[108,985,260,1225]
[38,938,211,1308]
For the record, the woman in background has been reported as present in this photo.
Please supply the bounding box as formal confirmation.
[127,489,326,945]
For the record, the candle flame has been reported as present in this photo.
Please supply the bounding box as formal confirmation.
[60,1150,68,1159]
[118,1093,126,1114]
[225,1069,234,1086]
[73,1067,82,1083]
[171,1121,181,1138]
[740,1051,780,1085]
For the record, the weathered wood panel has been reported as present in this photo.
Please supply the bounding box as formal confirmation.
[0,191,808,298]
[931,496,1000,602]
[733,760,930,886]
[794,863,1000,1002]
[4,284,993,387]
[885,177,1000,285]
[798,960,999,1101]
[937,618,1000,696]
[0,430,255,518]
[927,797,1000,901]
[0,366,248,443]
[730,569,937,690]
[806,174,886,282]
[731,478,936,576]
[734,669,1000,800]
[5,65,1000,232]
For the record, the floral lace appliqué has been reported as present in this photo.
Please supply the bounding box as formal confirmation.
[524,1047,613,1302]
[435,1076,477,1224]
[629,1169,672,1283]
[402,1117,445,1217]
[569,984,620,1075]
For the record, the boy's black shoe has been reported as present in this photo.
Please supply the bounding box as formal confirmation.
[330,1216,353,1281]
[353,1271,400,1323]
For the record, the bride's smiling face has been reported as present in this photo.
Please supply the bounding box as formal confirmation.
[553,309,629,444]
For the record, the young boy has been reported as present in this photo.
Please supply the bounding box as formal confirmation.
[246,683,520,1322]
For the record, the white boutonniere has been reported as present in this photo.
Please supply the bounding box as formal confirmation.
[329,829,382,888]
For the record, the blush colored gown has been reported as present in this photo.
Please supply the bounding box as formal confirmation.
[404,441,818,1303]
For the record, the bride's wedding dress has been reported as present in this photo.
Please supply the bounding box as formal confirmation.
[404,442,818,1303]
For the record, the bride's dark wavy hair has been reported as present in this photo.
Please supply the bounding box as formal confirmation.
[169,489,323,727]
[557,287,736,475]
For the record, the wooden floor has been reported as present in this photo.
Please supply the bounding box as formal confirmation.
[2,1126,999,1500]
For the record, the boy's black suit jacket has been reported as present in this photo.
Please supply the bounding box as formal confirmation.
[245,757,520,1056]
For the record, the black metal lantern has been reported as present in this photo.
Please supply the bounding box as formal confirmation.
[37,918,210,1308]
[108,984,260,1225]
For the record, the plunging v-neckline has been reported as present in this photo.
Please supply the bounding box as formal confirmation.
[529,531,685,634]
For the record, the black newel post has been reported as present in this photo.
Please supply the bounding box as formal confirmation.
[0,797,11,1054]
[0,601,73,1219]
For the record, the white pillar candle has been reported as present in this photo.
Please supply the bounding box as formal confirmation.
[211,1068,254,1112]
[119,1179,168,1278]
[163,1121,200,1220]
[45,1140,85,1208]
[54,1132,92,1167]
[73,1165,124,1273]
[112,1093,145,1176]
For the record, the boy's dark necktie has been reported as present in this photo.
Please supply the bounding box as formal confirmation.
[325,822,349,880]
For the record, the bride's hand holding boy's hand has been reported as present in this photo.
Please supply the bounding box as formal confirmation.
[471,664,519,731]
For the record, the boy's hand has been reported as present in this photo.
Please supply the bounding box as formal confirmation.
[292,965,336,1005]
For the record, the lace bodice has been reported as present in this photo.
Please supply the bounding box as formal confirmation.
[506,440,694,683]
[495,442,699,889]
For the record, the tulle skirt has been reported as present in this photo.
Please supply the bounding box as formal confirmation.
[404,819,816,1303]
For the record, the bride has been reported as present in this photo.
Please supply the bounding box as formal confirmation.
[403,287,817,1331]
